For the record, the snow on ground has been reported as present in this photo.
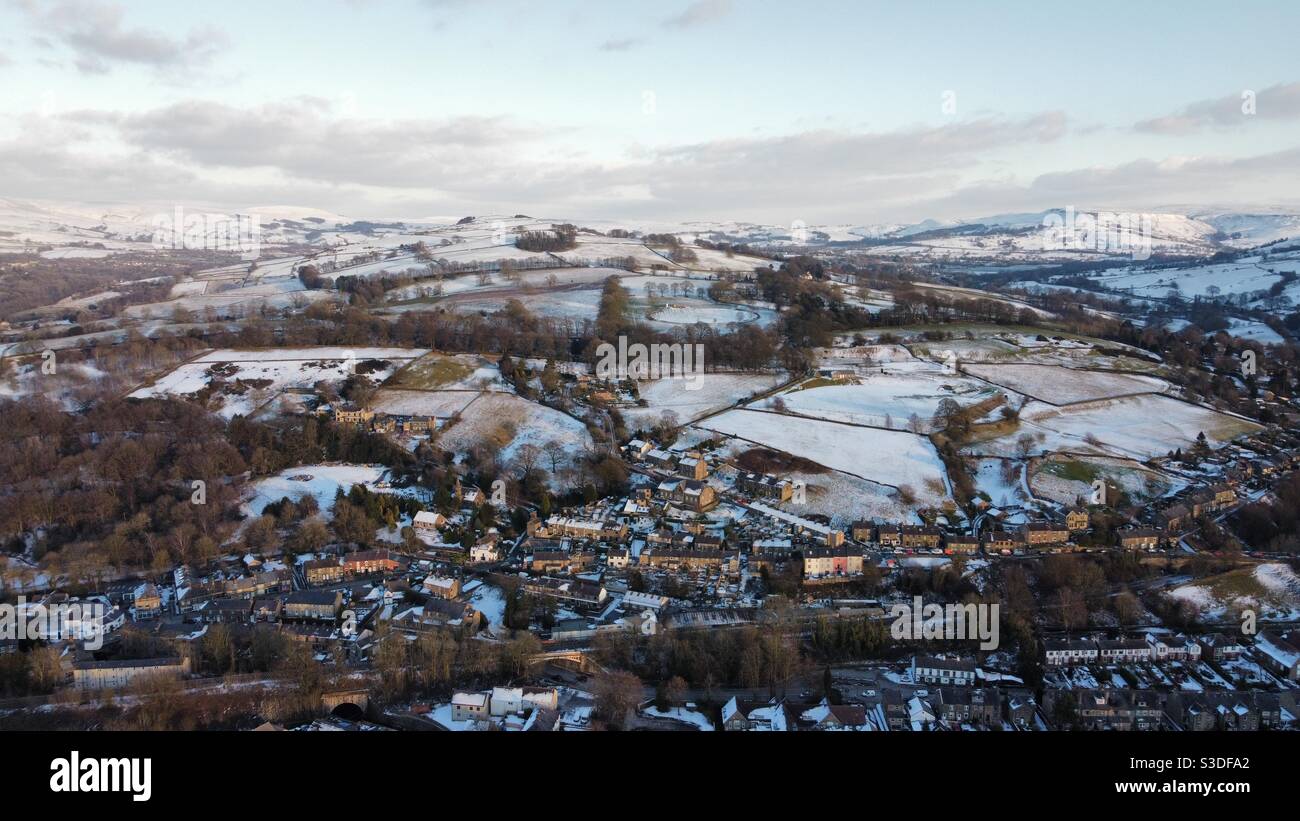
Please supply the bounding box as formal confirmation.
[382,352,506,392]
[697,409,950,505]
[622,372,786,428]
[243,464,392,518]
[907,282,1056,318]
[900,556,951,568]
[766,373,1000,429]
[640,705,715,731]
[963,364,1172,405]
[1255,563,1300,600]
[131,347,427,418]
[1168,563,1300,622]
[0,361,112,409]
[369,389,480,418]
[967,395,1259,460]
[647,305,759,325]
[778,469,919,526]
[1089,259,1284,300]
[1029,455,1183,505]
[443,289,603,323]
[437,393,593,486]
[1225,318,1286,345]
[970,458,1028,507]
[193,347,425,363]
[468,583,507,633]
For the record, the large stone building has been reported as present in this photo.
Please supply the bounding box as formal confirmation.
[73,656,191,691]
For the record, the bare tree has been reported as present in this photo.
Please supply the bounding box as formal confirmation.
[543,440,566,476]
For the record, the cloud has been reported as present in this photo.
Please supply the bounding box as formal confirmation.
[59,98,545,191]
[662,0,732,30]
[917,148,1300,221]
[1135,82,1300,134]
[9,96,1297,224]
[599,38,644,52]
[11,0,229,74]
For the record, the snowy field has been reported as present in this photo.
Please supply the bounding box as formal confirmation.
[383,352,506,391]
[440,289,603,323]
[963,364,1173,405]
[1089,259,1288,300]
[131,347,427,418]
[778,468,920,526]
[647,305,759,325]
[436,393,594,485]
[243,464,396,518]
[621,372,786,428]
[967,395,1259,460]
[1029,455,1184,506]
[466,581,507,633]
[765,373,1000,429]
[1168,564,1300,621]
[970,458,1029,508]
[697,409,950,504]
[369,389,480,418]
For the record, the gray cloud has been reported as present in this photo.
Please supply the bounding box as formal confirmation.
[12,0,229,74]
[1135,82,1300,134]
[600,38,644,52]
[9,97,1298,224]
[662,0,732,30]
[64,99,540,192]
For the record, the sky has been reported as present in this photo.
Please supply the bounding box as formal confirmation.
[0,0,1298,226]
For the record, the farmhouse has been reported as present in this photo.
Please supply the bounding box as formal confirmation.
[422,575,461,600]
[1066,508,1090,532]
[414,511,446,534]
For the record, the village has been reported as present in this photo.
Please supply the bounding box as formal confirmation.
[7,390,1298,733]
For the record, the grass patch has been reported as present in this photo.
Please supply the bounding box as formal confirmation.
[1039,459,1100,484]
[384,353,476,390]
[789,376,843,392]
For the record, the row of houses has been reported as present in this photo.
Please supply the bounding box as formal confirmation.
[1042,631,1287,669]
[303,549,405,586]
[848,520,1162,553]
[331,407,435,436]
[723,687,1041,732]
[194,590,344,624]
[1154,484,1239,532]
[1050,688,1285,731]
[449,686,561,723]
[1044,634,1205,667]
